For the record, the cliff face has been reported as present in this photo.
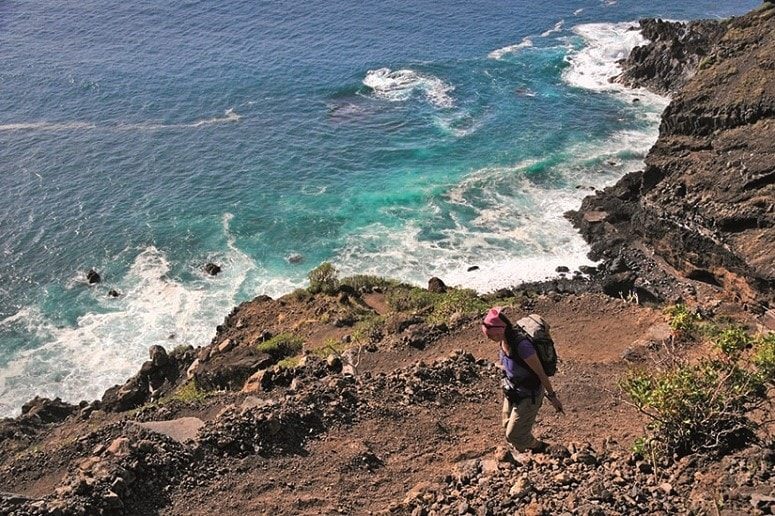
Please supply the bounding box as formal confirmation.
[573,4,775,307]
[614,18,725,95]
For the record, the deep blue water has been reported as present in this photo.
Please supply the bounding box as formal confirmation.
[0,0,759,414]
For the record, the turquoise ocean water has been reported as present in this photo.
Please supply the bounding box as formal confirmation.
[0,0,758,415]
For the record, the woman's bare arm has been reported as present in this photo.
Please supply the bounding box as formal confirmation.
[523,353,564,413]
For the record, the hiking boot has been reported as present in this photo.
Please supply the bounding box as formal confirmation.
[529,441,550,454]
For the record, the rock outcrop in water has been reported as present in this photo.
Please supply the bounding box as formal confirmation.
[613,18,725,95]
[572,4,775,308]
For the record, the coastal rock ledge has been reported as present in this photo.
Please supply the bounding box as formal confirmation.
[571,4,775,307]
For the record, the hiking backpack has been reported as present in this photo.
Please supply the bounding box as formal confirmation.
[515,314,558,377]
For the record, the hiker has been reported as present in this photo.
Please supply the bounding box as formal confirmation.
[482,307,563,453]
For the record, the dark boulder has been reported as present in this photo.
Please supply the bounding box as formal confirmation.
[86,269,101,284]
[601,272,637,298]
[467,266,479,272]
[204,263,222,276]
[427,277,447,293]
[20,396,77,424]
[194,347,274,391]
[101,345,192,412]
[107,289,120,298]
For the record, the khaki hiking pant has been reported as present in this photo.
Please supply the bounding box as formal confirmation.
[502,394,543,451]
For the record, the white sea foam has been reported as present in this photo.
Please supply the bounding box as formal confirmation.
[562,22,670,108]
[574,8,584,16]
[335,124,660,293]
[541,20,565,37]
[434,111,485,138]
[488,38,533,60]
[0,109,241,134]
[0,213,294,416]
[0,121,97,132]
[363,68,454,108]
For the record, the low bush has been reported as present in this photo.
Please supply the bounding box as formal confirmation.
[714,326,753,357]
[663,304,701,337]
[276,356,301,369]
[385,286,488,324]
[257,333,304,359]
[311,337,348,357]
[427,288,489,324]
[621,322,773,461]
[351,315,385,344]
[621,358,762,459]
[169,380,209,404]
[340,274,400,293]
[289,288,312,302]
[752,333,775,383]
[308,262,339,295]
[385,286,439,312]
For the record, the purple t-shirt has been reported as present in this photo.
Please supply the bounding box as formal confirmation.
[500,338,543,397]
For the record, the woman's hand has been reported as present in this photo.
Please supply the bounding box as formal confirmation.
[546,392,564,414]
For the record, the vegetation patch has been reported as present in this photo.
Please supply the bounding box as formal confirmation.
[276,356,302,369]
[169,379,210,404]
[311,338,349,357]
[752,333,775,383]
[663,304,702,338]
[385,286,488,324]
[351,315,385,344]
[308,262,340,295]
[257,333,304,360]
[289,288,312,303]
[340,274,400,293]
[621,324,771,462]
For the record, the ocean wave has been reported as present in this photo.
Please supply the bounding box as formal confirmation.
[434,111,485,138]
[334,124,661,293]
[0,109,241,133]
[0,121,97,132]
[0,223,263,416]
[541,20,565,37]
[487,38,533,60]
[362,68,454,108]
[562,22,670,106]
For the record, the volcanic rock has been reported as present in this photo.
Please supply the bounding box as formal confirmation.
[204,262,222,276]
[86,269,101,284]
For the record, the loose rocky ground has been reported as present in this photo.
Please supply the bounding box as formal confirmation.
[0,284,772,515]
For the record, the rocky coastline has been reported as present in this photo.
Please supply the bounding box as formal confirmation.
[1,5,774,515]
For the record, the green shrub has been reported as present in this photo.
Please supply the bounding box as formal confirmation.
[714,326,753,357]
[752,333,775,383]
[311,337,348,357]
[257,333,304,359]
[340,274,399,292]
[385,286,488,323]
[170,380,209,404]
[276,356,301,369]
[352,315,385,344]
[427,288,489,324]
[385,286,439,312]
[308,262,340,295]
[621,356,764,459]
[289,288,312,302]
[664,304,701,337]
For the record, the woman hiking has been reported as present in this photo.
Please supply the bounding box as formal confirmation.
[482,307,563,453]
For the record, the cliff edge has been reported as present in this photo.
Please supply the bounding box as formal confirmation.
[571,4,775,308]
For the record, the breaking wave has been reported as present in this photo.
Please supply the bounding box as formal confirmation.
[363,68,454,108]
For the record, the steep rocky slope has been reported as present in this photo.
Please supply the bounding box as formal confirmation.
[571,4,775,308]
[1,283,770,515]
